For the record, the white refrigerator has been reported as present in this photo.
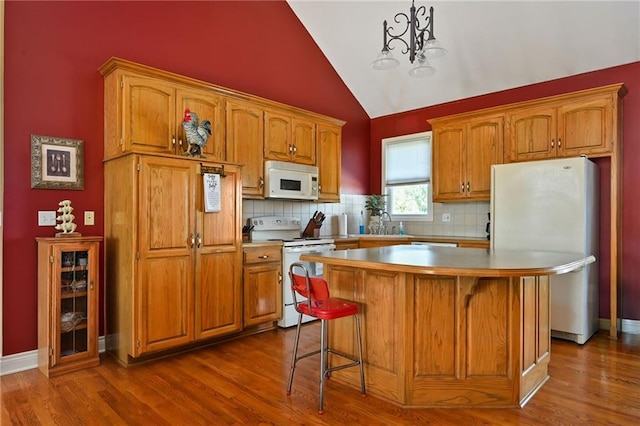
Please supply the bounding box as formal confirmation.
[490,157,599,344]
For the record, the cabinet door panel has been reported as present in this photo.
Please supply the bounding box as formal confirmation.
[138,157,196,355]
[291,117,316,165]
[122,74,176,153]
[557,96,613,157]
[507,107,556,162]
[466,117,503,199]
[196,164,242,339]
[178,89,226,160]
[317,123,342,202]
[264,111,292,161]
[197,251,242,338]
[226,100,264,196]
[139,256,193,354]
[433,126,465,201]
[243,264,282,326]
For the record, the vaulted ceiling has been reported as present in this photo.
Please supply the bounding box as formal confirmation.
[287,0,640,118]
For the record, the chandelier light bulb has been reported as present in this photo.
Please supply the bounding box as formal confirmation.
[371,49,400,70]
[421,38,447,60]
[408,56,435,78]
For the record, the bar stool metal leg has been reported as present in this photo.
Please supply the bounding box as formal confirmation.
[355,314,366,396]
[286,313,304,395]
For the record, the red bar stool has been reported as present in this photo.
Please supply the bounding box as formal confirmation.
[286,262,366,414]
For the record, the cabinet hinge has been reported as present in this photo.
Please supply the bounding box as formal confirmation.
[120,78,124,89]
[136,340,141,348]
[49,255,54,264]
[136,252,141,260]
[49,347,53,356]
[611,139,614,148]
[137,163,141,171]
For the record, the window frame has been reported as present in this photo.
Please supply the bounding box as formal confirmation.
[381,131,433,222]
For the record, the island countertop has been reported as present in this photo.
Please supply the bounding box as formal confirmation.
[300,244,595,277]
[298,244,596,409]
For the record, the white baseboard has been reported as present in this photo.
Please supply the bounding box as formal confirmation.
[0,336,105,376]
[599,317,640,334]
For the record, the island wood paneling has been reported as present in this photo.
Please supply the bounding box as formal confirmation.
[322,265,552,408]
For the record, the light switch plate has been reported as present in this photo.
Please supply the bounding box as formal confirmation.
[84,211,95,226]
[38,211,57,226]
[442,213,451,223]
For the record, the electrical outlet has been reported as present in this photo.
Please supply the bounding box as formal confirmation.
[38,211,57,226]
[442,213,451,223]
[84,211,95,226]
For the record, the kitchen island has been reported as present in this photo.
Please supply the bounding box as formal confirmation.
[300,245,594,408]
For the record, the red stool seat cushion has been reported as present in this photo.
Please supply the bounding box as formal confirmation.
[295,298,358,320]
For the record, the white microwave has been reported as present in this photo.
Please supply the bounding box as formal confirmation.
[264,160,319,201]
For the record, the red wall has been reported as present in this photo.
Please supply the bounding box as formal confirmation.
[3,1,370,356]
[371,62,640,321]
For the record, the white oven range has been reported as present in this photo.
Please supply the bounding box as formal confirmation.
[248,216,335,328]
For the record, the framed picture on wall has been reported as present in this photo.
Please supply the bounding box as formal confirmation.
[31,134,84,190]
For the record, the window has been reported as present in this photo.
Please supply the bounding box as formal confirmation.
[382,131,432,221]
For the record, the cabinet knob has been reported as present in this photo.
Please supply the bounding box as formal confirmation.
[466,182,470,191]
[258,255,269,259]
[278,273,282,283]
[551,139,555,148]
[289,144,293,153]
[259,176,264,188]
[172,137,176,146]
[90,280,94,290]
[292,145,297,154]
[196,233,202,248]
[558,138,562,148]
[461,183,465,192]
[189,233,195,248]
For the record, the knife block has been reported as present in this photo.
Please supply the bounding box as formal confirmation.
[302,219,321,238]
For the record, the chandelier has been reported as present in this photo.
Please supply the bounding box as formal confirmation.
[371,0,447,78]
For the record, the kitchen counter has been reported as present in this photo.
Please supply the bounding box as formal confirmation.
[300,245,594,408]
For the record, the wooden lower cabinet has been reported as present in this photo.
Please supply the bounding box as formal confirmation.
[357,238,411,248]
[335,240,359,250]
[105,154,242,365]
[37,236,102,377]
[324,265,550,407]
[242,245,283,326]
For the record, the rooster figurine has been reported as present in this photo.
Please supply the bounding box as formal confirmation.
[182,109,212,157]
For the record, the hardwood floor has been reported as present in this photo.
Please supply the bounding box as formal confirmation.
[2,324,639,425]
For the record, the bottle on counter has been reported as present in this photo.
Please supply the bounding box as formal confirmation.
[359,210,365,234]
[399,221,404,235]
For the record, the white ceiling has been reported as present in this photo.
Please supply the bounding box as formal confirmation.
[287,0,640,118]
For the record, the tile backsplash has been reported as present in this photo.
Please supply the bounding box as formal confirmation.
[242,195,490,238]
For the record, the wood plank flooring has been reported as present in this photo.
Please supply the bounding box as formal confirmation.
[2,324,639,425]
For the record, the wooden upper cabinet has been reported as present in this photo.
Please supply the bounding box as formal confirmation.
[507,105,556,162]
[505,85,623,163]
[317,122,342,202]
[466,116,504,199]
[177,88,226,161]
[264,110,316,165]
[264,110,292,162]
[291,117,316,165]
[432,125,465,201]
[557,94,614,157]
[104,69,227,160]
[226,99,265,198]
[432,115,503,202]
[120,73,176,155]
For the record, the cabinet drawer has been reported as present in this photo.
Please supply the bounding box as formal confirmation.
[243,247,282,264]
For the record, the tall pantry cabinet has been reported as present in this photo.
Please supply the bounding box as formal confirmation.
[104,156,242,364]
[102,58,242,365]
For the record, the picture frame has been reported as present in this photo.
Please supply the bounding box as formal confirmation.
[31,135,84,190]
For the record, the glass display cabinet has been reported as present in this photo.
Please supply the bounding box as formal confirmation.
[37,236,102,377]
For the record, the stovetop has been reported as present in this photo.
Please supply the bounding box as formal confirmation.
[249,216,333,246]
